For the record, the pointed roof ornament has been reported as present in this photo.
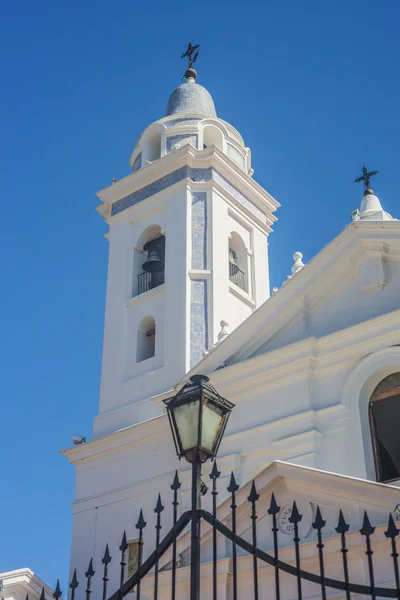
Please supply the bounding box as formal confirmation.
[354,165,379,195]
[352,166,395,221]
[181,42,200,82]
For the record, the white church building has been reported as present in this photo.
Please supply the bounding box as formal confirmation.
[58,56,400,600]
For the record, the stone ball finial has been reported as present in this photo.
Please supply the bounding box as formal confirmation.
[185,67,197,81]
[217,320,230,343]
[291,252,305,275]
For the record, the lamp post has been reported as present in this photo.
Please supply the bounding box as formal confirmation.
[164,374,234,600]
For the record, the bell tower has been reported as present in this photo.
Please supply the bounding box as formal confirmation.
[94,59,279,438]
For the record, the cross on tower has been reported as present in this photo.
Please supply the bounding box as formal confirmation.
[354,165,379,191]
[181,42,200,69]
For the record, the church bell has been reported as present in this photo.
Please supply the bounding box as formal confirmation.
[142,237,164,273]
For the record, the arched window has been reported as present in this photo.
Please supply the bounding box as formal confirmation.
[203,125,224,151]
[142,130,162,164]
[132,225,165,297]
[136,316,156,363]
[228,232,248,293]
[369,372,400,482]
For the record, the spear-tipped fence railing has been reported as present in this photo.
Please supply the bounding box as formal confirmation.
[64,465,400,600]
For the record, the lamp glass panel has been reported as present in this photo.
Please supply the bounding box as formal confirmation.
[172,400,200,452]
[201,400,224,454]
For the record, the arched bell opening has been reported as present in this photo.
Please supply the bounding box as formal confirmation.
[228,231,248,293]
[142,129,162,164]
[136,316,156,363]
[202,124,224,151]
[132,225,166,297]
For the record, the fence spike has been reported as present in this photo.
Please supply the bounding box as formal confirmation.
[155,493,164,514]
[289,501,303,525]
[153,493,164,600]
[385,513,399,539]
[119,530,128,552]
[312,506,326,530]
[385,514,400,592]
[211,460,220,600]
[335,510,350,600]
[335,509,350,534]
[210,460,221,480]
[70,568,79,591]
[268,492,281,516]
[40,588,45,600]
[102,543,112,565]
[25,594,29,600]
[136,509,147,530]
[119,530,128,587]
[53,580,62,600]
[85,558,95,600]
[171,470,181,491]
[360,511,376,600]
[312,507,327,600]
[227,471,239,494]
[85,558,95,579]
[360,511,375,537]
[248,481,260,600]
[102,544,111,600]
[247,481,260,504]
[228,470,239,600]
[171,470,181,600]
[289,501,303,600]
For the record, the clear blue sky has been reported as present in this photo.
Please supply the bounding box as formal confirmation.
[1,0,399,591]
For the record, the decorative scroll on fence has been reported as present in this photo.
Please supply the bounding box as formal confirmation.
[45,466,399,600]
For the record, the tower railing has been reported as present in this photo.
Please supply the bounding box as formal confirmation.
[137,271,164,295]
[229,263,248,293]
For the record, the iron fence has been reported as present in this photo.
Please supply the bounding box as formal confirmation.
[48,465,399,600]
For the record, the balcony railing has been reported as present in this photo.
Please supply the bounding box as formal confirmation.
[137,271,164,295]
[229,263,248,293]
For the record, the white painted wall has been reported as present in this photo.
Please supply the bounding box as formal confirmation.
[95,149,273,438]
[66,86,400,600]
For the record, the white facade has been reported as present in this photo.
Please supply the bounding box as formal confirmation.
[0,570,53,600]
[63,73,400,599]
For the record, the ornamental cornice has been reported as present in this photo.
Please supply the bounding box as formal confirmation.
[188,309,400,403]
[96,145,279,223]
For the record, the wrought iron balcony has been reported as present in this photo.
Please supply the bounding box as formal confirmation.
[137,270,164,295]
[229,262,248,293]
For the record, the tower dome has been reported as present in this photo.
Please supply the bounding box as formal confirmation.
[165,80,217,117]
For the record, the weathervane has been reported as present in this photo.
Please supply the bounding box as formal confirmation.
[354,165,379,193]
[181,42,200,79]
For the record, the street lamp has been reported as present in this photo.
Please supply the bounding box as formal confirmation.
[164,374,234,600]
